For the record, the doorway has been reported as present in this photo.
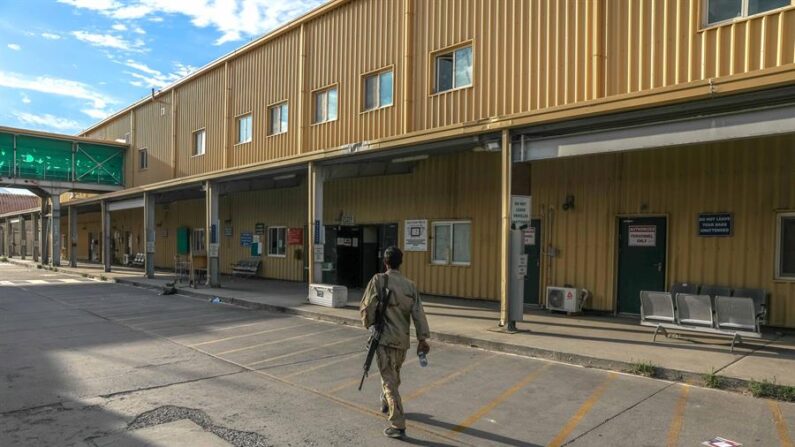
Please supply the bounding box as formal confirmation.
[616,216,667,314]
[523,219,541,305]
[334,223,399,289]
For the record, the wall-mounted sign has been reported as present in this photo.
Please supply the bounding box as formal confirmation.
[524,227,536,246]
[341,215,355,226]
[255,223,266,235]
[511,195,531,226]
[240,232,253,247]
[224,225,233,237]
[314,220,321,244]
[313,244,324,261]
[698,213,732,237]
[404,219,428,252]
[287,228,303,245]
[628,225,656,247]
[208,243,219,257]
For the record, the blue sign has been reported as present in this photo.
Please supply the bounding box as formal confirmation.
[240,232,253,247]
[314,220,321,244]
[210,224,217,244]
[698,213,732,237]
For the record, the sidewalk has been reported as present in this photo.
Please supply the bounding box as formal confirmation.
[8,257,795,391]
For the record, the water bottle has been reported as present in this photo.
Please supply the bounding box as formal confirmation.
[418,352,428,367]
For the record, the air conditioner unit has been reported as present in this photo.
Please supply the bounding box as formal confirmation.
[546,286,587,313]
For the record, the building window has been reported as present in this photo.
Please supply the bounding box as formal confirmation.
[237,114,252,144]
[776,212,795,279]
[432,221,471,265]
[314,87,338,124]
[138,148,148,170]
[192,228,206,254]
[268,226,286,257]
[363,69,394,111]
[435,45,473,93]
[269,102,288,135]
[705,0,791,25]
[193,129,206,156]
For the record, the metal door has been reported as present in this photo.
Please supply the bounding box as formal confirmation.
[617,216,667,314]
[523,219,541,305]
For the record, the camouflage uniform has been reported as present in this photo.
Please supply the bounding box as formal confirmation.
[360,269,430,430]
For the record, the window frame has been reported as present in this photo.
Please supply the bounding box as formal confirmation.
[431,42,474,95]
[192,128,206,157]
[268,101,289,136]
[312,85,339,125]
[431,220,472,266]
[702,0,794,28]
[361,67,395,112]
[138,147,148,171]
[267,226,287,258]
[192,228,206,254]
[235,113,253,145]
[775,211,795,280]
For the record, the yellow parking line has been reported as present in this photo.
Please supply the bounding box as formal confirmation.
[404,355,493,402]
[769,401,794,447]
[246,335,361,367]
[451,363,552,435]
[546,372,617,447]
[327,355,421,394]
[216,327,342,355]
[666,385,690,447]
[190,322,308,346]
[282,351,362,379]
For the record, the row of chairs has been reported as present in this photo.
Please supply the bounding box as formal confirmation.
[640,283,768,351]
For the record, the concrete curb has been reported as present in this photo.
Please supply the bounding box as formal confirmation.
[1,258,770,399]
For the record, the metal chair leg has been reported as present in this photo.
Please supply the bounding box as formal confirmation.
[653,325,668,343]
[730,333,742,353]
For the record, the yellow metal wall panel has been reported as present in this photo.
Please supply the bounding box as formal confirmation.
[175,67,225,177]
[531,134,795,327]
[152,199,205,268]
[324,150,501,300]
[134,100,173,186]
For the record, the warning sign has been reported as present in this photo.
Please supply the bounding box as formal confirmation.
[628,225,656,247]
[524,227,536,246]
[702,437,742,447]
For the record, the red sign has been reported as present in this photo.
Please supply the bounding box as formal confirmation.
[287,228,304,245]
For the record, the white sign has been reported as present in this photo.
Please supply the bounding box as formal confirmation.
[404,219,428,252]
[313,244,325,261]
[628,225,656,247]
[208,243,219,257]
[524,227,536,246]
[146,241,155,253]
[341,215,355,226]
[511,195,531,226]
[517,254,528,277]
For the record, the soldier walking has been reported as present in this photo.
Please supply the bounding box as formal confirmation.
[360,246,430,439]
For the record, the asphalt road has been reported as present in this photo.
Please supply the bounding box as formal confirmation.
[1,262,793,446]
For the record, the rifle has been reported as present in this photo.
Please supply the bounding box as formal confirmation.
[358,274,390,391]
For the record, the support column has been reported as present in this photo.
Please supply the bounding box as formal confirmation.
[101,200,111,273]
[31,212,39,262]
[40,198,49,265]
[205,182,220,287]
[144,192,156,279]
[19,216,26,260]
[307,162,326,284]
[50,194,61,267]
[3,219,10,258]
[69,206,78,267]
[499,129,512,327]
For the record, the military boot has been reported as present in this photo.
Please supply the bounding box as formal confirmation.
[383,427,406,439]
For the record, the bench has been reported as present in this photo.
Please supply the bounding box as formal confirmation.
[231,257,261,278]
[640,286,767,352]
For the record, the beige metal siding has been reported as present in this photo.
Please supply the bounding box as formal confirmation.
[604,1,795,95]
[304,0,405,152]
[531,133,795,327]
[153,199,205,268]
[134,100,173,186]
[175,67,225,177]
[229,30,303,166]
[325,150,501,300]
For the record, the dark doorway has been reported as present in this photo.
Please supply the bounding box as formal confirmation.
[523,219,541,305]
[336,226,363,288]
[617,216,667,314]
[334,223,399,289]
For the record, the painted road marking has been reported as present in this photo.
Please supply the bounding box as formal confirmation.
[451,363,553,435]
[327,355,422,394]
[667,385,690,447]
[0,280,13,286]
[769,401,794,447]
[404,355,493,402]
[546,372,617,447]
[282,351,362,379]
[190,322,309,347]
[26,279,49,284]
[59,278,84,283]
[216,327,343,355]
[246,335,361,367]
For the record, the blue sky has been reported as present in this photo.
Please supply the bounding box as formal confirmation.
[0,0,325,135]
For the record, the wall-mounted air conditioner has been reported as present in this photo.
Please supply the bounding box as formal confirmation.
[546,286,587,313]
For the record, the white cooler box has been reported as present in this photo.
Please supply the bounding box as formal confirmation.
[308,284,348,308]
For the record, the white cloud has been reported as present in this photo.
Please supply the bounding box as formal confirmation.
[0,70,116,119]
[57,0,325,45]
[111,23,128,31]
[13,112,82,132]
[122,59,197,89]
[20,93,31,104]
[41,32,62,40]
[133,26,146,34]
[71,30,145,52]
[81,108,112,120]
[7,43,21,51]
